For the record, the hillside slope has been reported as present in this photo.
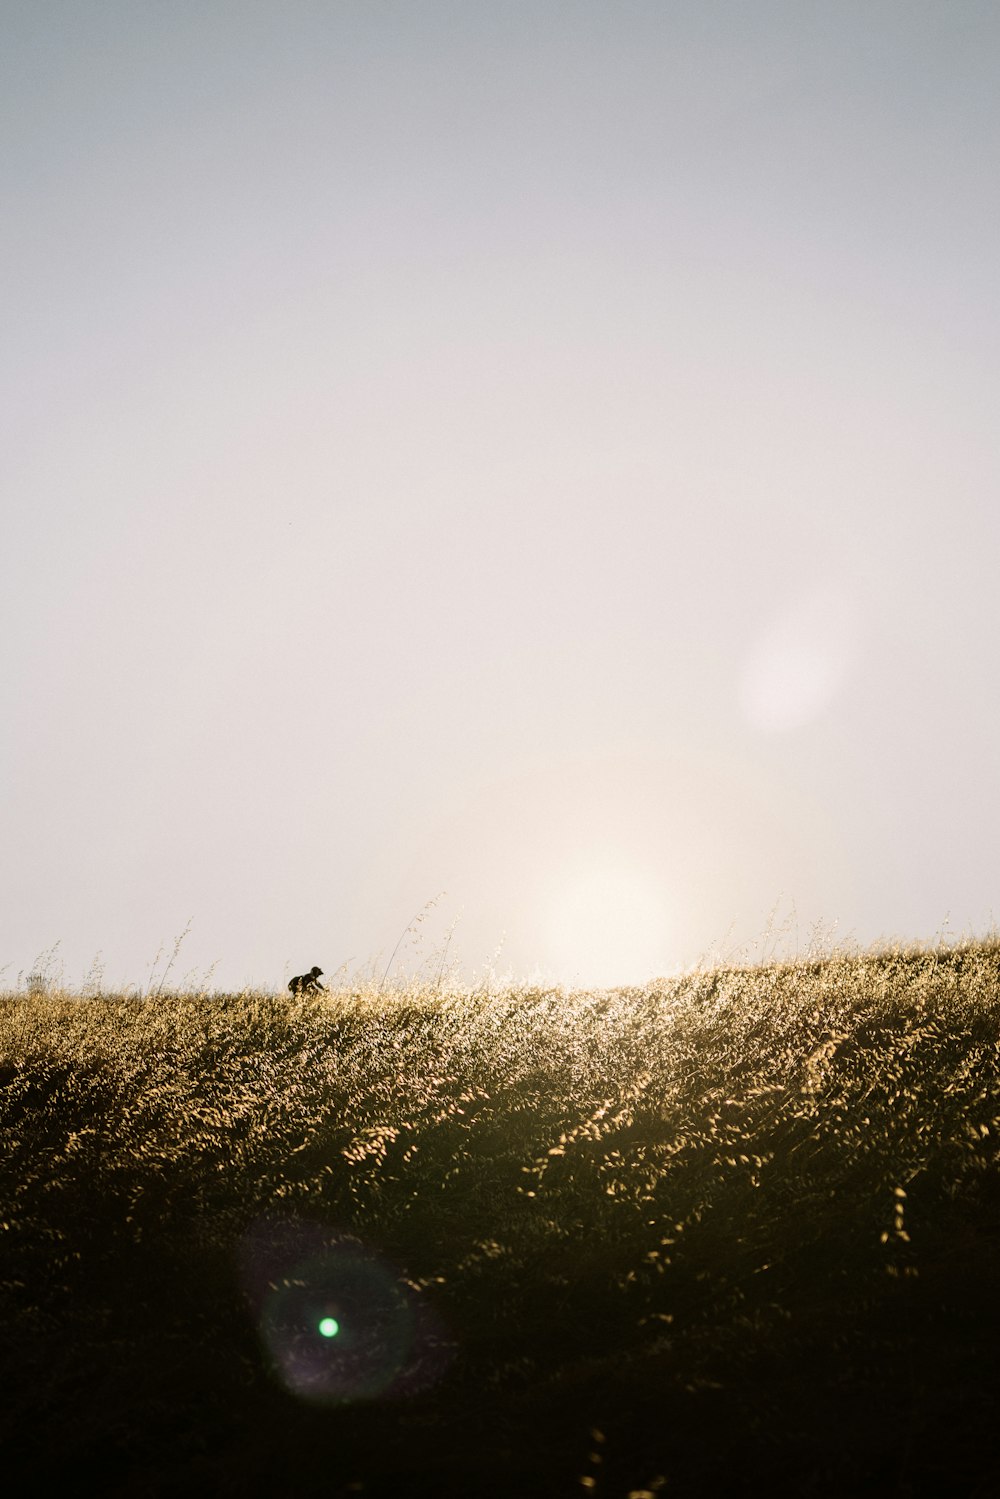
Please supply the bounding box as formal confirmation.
[2,946,999,1495]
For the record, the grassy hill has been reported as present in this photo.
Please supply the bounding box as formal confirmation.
[2,945,1000,1496]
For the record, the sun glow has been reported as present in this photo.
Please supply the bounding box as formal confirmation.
[541,860,674,988]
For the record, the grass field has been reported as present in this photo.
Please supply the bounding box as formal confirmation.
[2,945,1000,1496]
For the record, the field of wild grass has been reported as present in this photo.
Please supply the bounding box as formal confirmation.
[2,945,1000,1497]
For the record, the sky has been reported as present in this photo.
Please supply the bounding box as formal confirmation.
[3,0,999,992]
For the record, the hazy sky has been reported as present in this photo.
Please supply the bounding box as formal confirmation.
[4,1,999,991]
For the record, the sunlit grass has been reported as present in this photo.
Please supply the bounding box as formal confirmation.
[2,941,1000,1494]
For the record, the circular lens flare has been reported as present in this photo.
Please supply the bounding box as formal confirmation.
[239,1220,455,1405]
[739,585,860,733]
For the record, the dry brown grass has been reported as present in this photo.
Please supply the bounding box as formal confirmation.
[1,942,999,1495]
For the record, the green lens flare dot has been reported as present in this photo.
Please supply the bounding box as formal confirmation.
[318,1317,340,1339]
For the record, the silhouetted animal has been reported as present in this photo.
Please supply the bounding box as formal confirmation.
[289,965,325,995]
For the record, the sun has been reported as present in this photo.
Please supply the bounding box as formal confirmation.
[540,859,674,988]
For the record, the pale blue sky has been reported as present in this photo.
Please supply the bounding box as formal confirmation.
[3,1,999,989]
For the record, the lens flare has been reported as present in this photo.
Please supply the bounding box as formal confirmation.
[239,1219,454,1405]
[261,1252,410,1402]
[739,585,860,733]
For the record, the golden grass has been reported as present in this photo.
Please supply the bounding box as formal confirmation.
[1,941,999,1495]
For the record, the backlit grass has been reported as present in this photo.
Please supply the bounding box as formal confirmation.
[2,943,999,1495]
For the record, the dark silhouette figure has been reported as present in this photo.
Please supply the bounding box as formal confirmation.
[289,965,325,996]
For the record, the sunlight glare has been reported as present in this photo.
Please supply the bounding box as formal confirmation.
[541,861,673,988]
